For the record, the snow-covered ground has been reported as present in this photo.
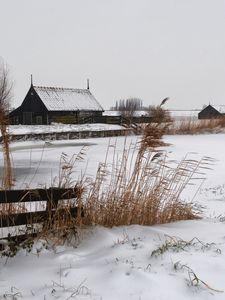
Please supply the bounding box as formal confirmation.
[1,133,225,299]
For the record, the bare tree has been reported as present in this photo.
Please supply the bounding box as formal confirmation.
[0,59,13,189]
[111,98,143,112]
[111,97,143,122]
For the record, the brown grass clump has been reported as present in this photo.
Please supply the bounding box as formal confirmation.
[148,102,172,123]
[79,124,205,227]
[168,117,225,135]
[38,205,81,245]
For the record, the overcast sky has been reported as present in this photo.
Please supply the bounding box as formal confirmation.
[1,0,225,109]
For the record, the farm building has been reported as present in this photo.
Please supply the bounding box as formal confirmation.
[10,82,104,125]
[198,105,225,119]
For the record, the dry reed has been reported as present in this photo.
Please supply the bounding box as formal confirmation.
[79,123,205,227]
[168,117,225,135]
[0,61,13,189]
[0,104,13,190]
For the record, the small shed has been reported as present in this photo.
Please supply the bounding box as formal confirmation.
[198,105,225,119]
[10,83,104,125]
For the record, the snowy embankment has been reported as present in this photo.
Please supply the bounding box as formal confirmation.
[1,134,225,299]
[1,221,225,300]
[3,124,130,142]
[7,124,125,135]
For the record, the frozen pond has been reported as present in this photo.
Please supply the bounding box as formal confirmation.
[1,133,225,216]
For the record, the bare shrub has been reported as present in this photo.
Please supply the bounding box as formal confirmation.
[0,59,13,189]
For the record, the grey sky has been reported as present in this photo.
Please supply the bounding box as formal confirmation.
[1,0,225,109]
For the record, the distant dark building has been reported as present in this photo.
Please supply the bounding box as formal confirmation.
[198,105,225,119]
[10,82,104,125]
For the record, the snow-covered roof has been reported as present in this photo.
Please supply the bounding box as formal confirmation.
[211,105,225,114]
[33,86,104,112]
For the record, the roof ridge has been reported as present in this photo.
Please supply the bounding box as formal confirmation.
[33,85,89,92]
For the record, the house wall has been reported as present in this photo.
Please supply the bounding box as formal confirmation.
[198,106,221,119]
[10,86,49,125]
[48,111,77,124]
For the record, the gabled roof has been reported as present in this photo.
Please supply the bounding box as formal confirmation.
[211,105,225,114]
[198,104,224,115]
[33,86,104,112]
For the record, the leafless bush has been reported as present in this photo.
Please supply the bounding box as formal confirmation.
[0,59,13,189]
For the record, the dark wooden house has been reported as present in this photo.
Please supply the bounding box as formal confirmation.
[198,105,225,119]
[10,83,104,125]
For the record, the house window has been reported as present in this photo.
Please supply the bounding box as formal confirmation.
[36,116,42,125]
[23,112,33,125]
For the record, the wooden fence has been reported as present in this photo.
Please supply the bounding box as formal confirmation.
[7,128,134,142]
[0,187,79,229]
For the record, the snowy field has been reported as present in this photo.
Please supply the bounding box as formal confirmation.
[1,133,225,299]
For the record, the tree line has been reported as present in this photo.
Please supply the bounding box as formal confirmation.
[110,97,172,122]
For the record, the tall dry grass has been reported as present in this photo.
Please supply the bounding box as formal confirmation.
[78,123,206,227]
[168,117,225,135]
[0,115,13,189]
[0,61,13,189]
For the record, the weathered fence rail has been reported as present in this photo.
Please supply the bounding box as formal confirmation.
[0,187,79,228]
[6,129,134,142]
